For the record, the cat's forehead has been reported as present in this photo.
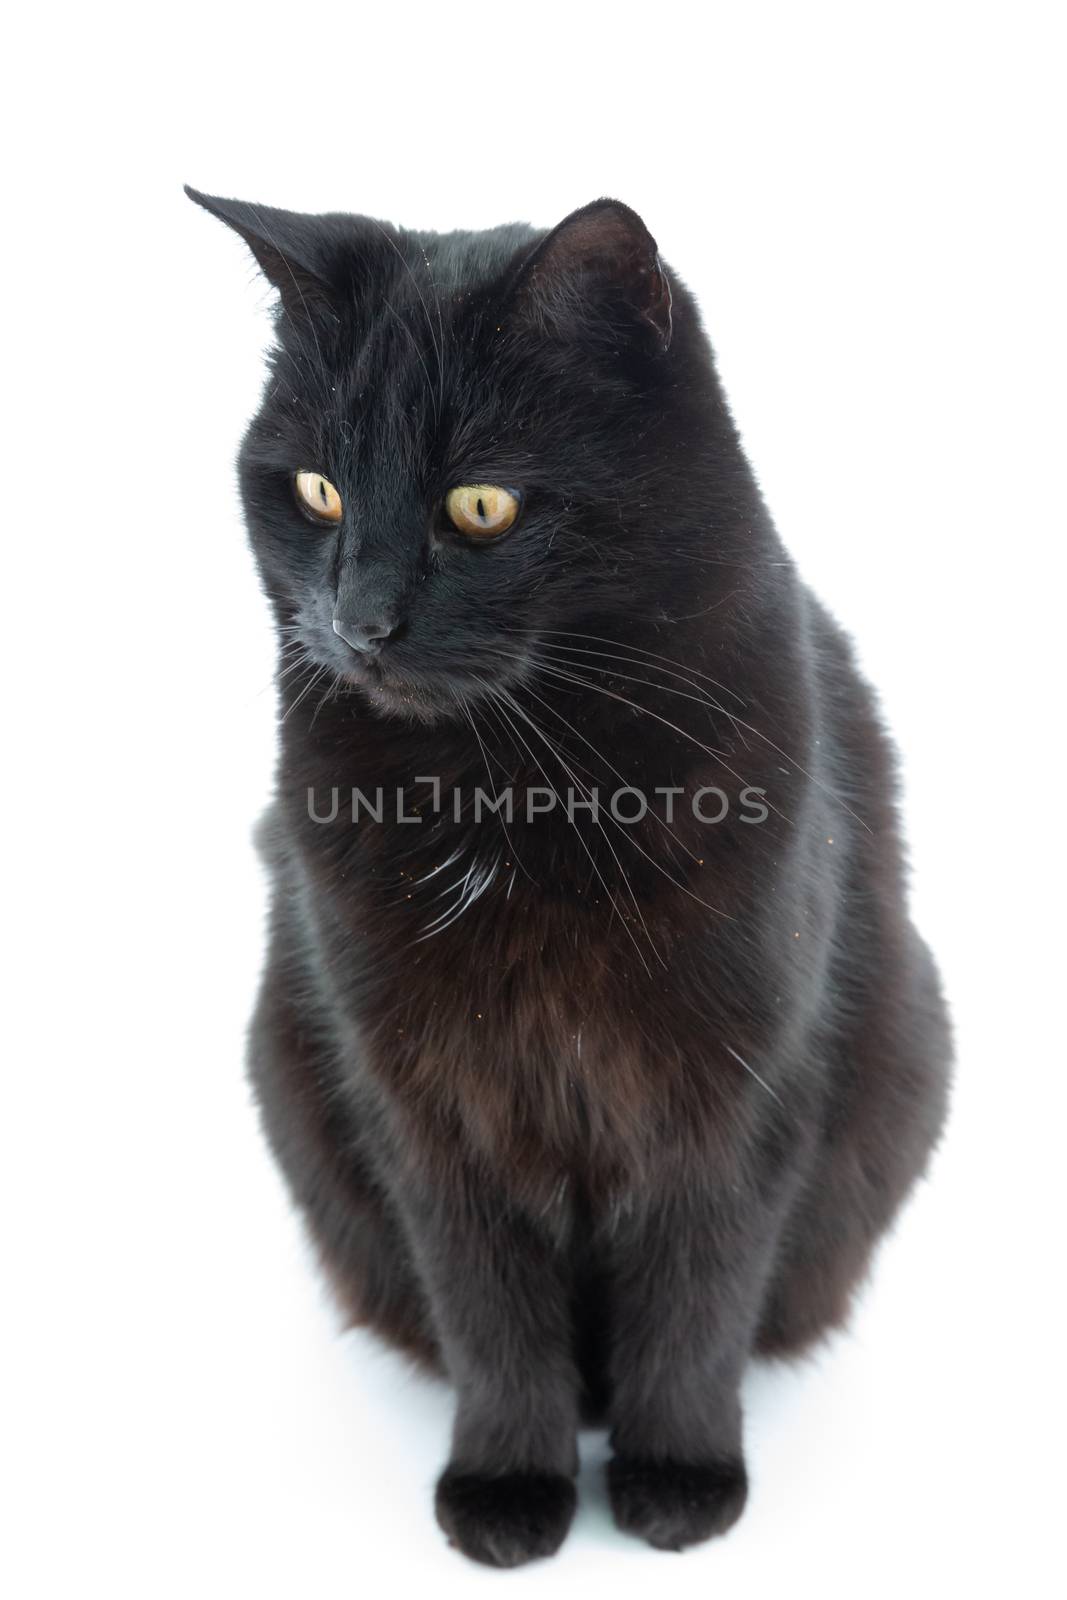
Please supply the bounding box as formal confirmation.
[277,230,544,450]
[268,214,643,473]
[279,222,540,389]
[406,222,541,296]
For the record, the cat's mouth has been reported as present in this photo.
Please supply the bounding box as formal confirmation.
[359,676,455,724]
[315,631,535,725]
[337,658,474,726]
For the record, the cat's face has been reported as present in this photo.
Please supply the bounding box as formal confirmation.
[190,190,722,724]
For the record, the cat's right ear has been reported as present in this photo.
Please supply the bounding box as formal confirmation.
[184,187,336,320]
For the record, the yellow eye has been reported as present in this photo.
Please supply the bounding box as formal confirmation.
[445,484,521,540]
[294,471,343,524]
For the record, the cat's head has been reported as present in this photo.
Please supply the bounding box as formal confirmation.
[188,188,737,724]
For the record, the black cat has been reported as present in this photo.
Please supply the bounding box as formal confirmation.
[188,187,951,1567]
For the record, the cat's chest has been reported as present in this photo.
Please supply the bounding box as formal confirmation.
[340,854,748,1208]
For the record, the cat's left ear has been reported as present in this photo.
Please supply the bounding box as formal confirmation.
[185,187,337,319]
[512,199,673,352]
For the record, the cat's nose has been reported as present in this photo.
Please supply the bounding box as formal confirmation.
[332,614,399,655]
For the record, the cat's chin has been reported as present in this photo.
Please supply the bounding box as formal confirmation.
[350,673,465,727]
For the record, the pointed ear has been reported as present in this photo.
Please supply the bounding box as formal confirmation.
[514,199,673,352]
[184,186,336,319]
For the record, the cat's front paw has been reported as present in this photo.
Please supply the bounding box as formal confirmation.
[435,1467,577,1567]
[607,1454,748,1551]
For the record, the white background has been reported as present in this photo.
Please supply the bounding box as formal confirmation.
[4,4,1064,1596]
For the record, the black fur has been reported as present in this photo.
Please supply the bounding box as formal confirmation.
[188,186,952,1566]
